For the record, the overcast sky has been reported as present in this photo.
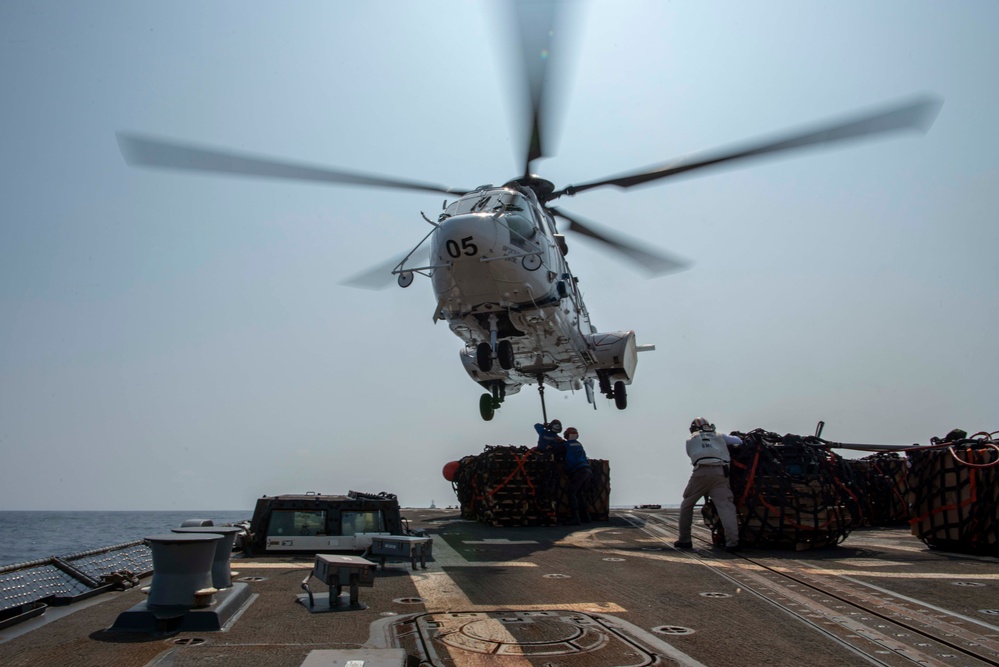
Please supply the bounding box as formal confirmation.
[2,1,996,511]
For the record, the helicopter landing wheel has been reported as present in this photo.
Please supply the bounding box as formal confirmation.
[476,342,493,372]
[491,381,506,403]
[497,340,515,370]
[614,381,627,410]
[479,393,495,421]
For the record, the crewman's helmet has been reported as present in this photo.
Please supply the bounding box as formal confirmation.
[690,417,715,433]
[547,420,563,433]
[564,427,578,439]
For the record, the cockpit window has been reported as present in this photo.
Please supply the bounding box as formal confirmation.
[445,191,531,216]
[448,194,495,215]
[493,193,526,212]
[541,208,559,237]
[443,190,541,250]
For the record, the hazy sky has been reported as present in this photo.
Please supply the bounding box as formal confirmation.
[2,1,996,511]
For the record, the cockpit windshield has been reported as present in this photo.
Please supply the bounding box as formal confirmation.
[443,190,541,249]
[445,191,528,217]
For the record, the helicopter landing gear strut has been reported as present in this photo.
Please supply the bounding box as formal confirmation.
[479,381,506,421]
[598,372,628,410]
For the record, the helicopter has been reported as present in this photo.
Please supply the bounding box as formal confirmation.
[115,1,941,421]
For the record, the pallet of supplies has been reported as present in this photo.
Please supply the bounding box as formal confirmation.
[702,429,861,550]
[450,445,611,527]
[906,432,999,556]
[844,452,910,527]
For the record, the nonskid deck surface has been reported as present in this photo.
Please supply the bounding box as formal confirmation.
[1,509,997,667]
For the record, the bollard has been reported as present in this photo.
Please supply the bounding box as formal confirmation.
[172,526,242,589]
[144,533,222,608]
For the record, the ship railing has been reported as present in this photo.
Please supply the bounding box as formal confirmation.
[0,541,153,630]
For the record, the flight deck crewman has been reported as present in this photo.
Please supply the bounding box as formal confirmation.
[533,421,592,525]
[674,417,743,552]
[559,427,593,525]
[534,420,564,452]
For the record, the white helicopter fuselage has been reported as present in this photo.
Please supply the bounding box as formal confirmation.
[420,184,644,410]
[113,1,940,422]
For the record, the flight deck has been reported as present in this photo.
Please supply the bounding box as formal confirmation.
[2,507,997,667]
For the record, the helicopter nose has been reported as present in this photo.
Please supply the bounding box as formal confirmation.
[435,214,499,262]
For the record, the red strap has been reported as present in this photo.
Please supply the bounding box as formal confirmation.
[486,452,537,498]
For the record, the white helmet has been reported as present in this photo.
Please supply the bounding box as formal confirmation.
[690,417,715,433]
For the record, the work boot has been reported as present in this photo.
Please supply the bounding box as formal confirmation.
[673,540,693,549]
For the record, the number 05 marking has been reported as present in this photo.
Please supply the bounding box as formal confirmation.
[446,236,478,258]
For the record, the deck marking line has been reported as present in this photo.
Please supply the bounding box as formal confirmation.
[837,574,999,634]
[461,539,538,545]
[621,513,958,667]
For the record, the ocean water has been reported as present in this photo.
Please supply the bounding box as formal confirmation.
[0,510,252,566]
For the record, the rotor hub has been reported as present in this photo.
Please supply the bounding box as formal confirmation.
[507,175,555,201]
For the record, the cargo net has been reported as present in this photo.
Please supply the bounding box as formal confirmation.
[843,452,910,527]
[451,445,610,527]
[702,429,862,550]
[907,431,999,556]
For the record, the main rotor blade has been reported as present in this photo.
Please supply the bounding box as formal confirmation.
[551,95,943,199]
[552,208,690,277]
[509,0,568,178]
[116,133,469,196]
[340,247,431,290]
